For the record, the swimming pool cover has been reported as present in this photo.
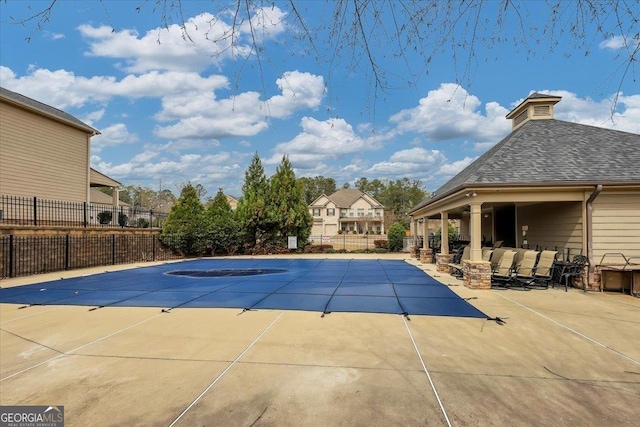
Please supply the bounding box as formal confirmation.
[0,259,486,318]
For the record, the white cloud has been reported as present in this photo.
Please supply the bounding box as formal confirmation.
[155,71,325,139]
[79,8,287,73]
[599,35,640,50]
[44,31,65,40]
[438,157,475,177]
[266,116,388,169]
[367,148,447,175]
[529,90,640,134]
[82,109,105,125]
[0,65,227,110]
[91,123,139,152]
[92,150,248,194]
[390,83,511,143]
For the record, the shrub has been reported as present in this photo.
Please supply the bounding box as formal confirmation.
[352,230,357,234]
[374,239,388,249]
[387,222,406,252]
[337,229,343,234]
[118,212,128,227]
[98,211,112,225]
[136,218,150,228]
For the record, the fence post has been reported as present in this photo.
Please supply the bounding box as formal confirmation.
[343,232,346,251]
[152,235,156,261]
[112,234,116,265]
[33,196,38,226]
[83,202,88,228]
[8,234,15,278]
[65,234,70,270]
[150,210,154,228]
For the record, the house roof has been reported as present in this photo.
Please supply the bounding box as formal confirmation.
[90,168,122,187]
[0,86,100,135]
[318,189,384,208]
[410,119,640,213]
[89,188,130,206]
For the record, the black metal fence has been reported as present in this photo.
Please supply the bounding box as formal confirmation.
[0,234,184,278]
[0,195,168,229]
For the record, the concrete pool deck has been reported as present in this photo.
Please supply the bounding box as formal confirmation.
[1,253,639,426]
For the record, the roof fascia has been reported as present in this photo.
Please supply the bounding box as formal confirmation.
[1,94,100,135]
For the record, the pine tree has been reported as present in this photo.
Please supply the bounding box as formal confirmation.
[161,182,206,255]
[236,152,268,247]
[266,155,313,246]
[205,189,241,255]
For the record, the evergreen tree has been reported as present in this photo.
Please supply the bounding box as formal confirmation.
[236,152,269,247]
[204,189,242,255]
[266,155,313,246]
[387,222,407,252]
[161,182,206,255]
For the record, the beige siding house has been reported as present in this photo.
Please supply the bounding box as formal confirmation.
[409,93,640,290]
[0,87,100,202]
[309,189,385,236]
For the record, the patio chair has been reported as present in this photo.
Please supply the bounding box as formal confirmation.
[531,250,558,288]
[490,247,509,271]
[448,246,470,278]
[513,250,541,288]
[491,250,518,288]
[555,255,589,291]
[482,248,494,262]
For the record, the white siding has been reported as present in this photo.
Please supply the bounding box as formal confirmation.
[592,193,640,261]
[0,101,90,202]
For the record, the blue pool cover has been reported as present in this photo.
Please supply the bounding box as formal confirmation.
[0,259,486,318]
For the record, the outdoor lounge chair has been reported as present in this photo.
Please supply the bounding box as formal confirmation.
[531,250,558,288]
[491,250,517,288]
[448,246,470,278]
[482,247,494,262]
[490,247,509,271]
[513,250,541,288]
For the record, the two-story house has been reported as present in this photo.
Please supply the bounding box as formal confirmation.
[309,189,385,236]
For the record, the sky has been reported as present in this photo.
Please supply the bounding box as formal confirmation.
[1,0,639,199]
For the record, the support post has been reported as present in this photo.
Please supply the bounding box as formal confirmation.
[470,202,483,261]
[440,212,449,255]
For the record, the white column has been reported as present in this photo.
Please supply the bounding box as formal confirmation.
[441,212,449,255]
[470,202,482,261]
[422,219,428,249]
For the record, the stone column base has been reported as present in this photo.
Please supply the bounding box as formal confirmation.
[420,248,433,264]
[462,260,492,290]
[436,253,453,273]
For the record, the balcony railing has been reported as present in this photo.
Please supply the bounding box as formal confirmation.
[339,213,383,218]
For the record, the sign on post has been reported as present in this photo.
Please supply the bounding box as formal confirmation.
[288,236,297,250]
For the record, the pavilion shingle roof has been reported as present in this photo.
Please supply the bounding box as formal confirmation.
[410,119,640,213]
[0,86,99,134]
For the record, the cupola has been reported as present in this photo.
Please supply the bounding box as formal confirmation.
[506,93,561,130]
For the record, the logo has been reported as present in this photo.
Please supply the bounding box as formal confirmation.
[0,405,64,427]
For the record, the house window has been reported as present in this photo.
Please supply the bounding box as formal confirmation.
[313,208,321,216]
[357,208,364,217]
[340,209,347,217]
[349,209,354,217]
[327,208,335,216]
[368,209,373,217]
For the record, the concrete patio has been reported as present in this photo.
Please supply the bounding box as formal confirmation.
[1,254,638,426]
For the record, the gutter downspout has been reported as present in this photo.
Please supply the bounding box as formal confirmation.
[586,184,603,288]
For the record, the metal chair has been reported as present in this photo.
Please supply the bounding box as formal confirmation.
[556,255,589,291]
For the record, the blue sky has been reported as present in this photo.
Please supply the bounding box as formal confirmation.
[1,1,639,198]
